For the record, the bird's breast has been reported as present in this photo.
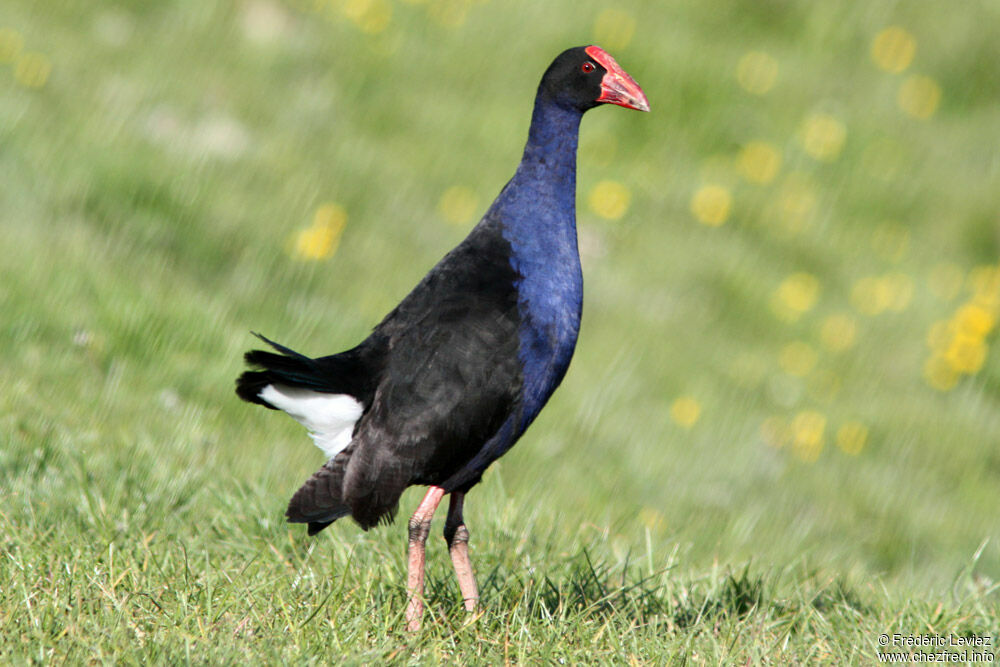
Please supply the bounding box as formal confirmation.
[510,247,583,429]
[491,171,584,430]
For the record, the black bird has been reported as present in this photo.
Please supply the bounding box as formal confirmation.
[236,45,648,630]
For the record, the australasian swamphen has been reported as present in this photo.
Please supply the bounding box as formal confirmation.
[236,45,649,631]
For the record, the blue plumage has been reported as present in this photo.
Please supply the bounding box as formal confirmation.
[502,98,585,427]
[441,97,587,490]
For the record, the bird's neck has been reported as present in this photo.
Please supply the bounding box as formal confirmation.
[511,98,582,209]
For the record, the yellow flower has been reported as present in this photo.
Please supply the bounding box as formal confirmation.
[871,26,916,73]
[294,226,338,260]
[836,422,868,455]
[771,273,820,322]
[593,8,636,52]
[14,51,51,88]
[736,51,778,95]
[851,276,890,316]
[791,411,826,462]
[944,334,987,374]
[342,0,392,34]
[738,141,782,184]
[670,396,701,429]
[0,27,24,63]
[799,114,846,162]
[438,186,479,225]
[428,0,471,28]
[588,180,631,220]
[898,75,941,119]
[925,292,994,382]
[690,184,731,226]
[291,203,347,260]
[820,314,857,352]
[779,341,817,377]
[954,304,995,338]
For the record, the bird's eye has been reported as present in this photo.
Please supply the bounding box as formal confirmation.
[581,61,595,73]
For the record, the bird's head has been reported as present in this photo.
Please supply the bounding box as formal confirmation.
[539,45,650,113]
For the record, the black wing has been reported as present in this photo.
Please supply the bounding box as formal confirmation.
[339,218,525,527]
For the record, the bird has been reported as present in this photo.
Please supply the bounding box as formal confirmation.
[236,45,648,631]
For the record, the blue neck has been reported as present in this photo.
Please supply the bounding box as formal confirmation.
[507,98,582,215]
[491,97,586,434]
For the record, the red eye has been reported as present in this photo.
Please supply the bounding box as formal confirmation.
[581,61,595,73]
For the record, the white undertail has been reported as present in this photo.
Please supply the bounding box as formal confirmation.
[258,384,363,459]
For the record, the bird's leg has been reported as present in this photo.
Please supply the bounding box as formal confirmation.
[443,492,479,612]
[406,485,445,632]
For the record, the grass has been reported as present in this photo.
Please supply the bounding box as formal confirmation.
[2,0,999,662]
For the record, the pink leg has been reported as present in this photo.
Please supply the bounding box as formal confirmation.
[406,486,445,632]
[444,493,479,612]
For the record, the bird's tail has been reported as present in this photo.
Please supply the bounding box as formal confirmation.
[236,333,328,407]
[286,445,356,535]
[236,332,372,534]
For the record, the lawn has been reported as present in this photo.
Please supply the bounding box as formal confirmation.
[1,0,998,663]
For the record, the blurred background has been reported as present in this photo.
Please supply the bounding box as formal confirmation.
[2,0,998,621]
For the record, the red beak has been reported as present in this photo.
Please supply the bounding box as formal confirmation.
[585,45,650,112]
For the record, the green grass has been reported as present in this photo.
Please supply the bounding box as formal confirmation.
[2,0,999,662]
